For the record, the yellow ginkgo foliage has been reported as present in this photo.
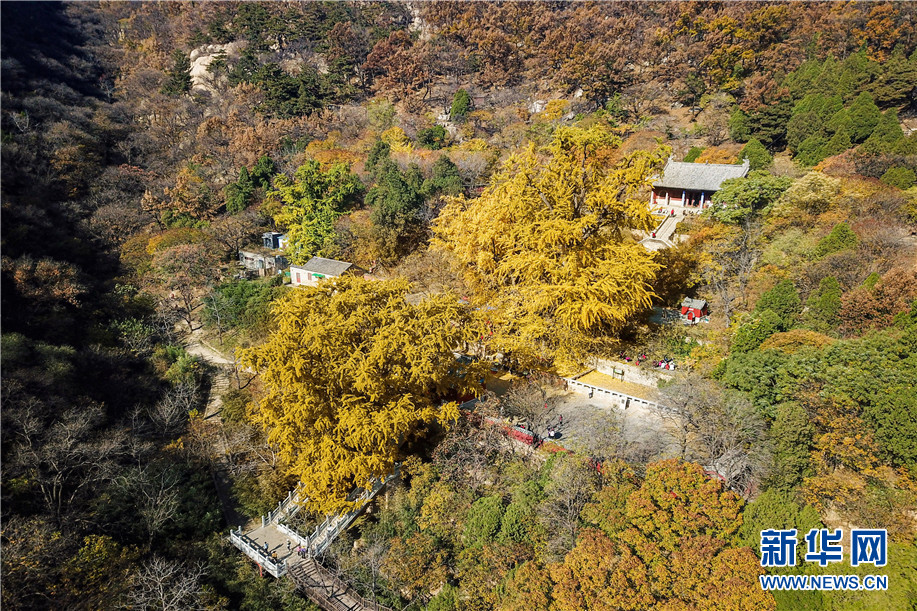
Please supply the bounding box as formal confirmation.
[432,125,669,370]
[241,276,483,515]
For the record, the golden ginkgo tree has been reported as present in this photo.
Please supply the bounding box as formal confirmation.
[432,125,669,370]
[241,276,483,515]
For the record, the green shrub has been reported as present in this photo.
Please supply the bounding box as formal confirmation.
[417,125,448,149]
[813,222,858,259]
[739,138,772,170]
[756,279,801,331]
[683,146,704,162]
[463,495,504,547]
[732,310,782,353]
[880,166,916,190]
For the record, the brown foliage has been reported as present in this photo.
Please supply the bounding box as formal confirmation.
[838,266,917,336]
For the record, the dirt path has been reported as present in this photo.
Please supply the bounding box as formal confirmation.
[185,325,249,528]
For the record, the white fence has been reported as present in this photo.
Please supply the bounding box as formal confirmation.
[231,528,287,578]
[563,373,663,412]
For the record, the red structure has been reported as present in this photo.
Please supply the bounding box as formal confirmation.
[680,298,709,324]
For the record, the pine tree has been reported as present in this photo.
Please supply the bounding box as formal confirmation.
[859,108,905,154]
[366,140,392,178]
[821,127,852,159]
[450,88,472,122]
[813,222,858,259]
[847,92,881,143]
[739,138,772,170]
[803,276,842,334]
[250,155,276,189]
[729,107,751,142]
[161,50,192,96]
[756,279,801,331]
[423,154,463,197]
[224,166,255,214]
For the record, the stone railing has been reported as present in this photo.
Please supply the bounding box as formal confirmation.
[230,528,286,578]
[262,487,305,527]
[563,372,664,412]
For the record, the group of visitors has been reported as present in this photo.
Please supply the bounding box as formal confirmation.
[620,352,649,365]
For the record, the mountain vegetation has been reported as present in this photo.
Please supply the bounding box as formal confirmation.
[2,2,915,610]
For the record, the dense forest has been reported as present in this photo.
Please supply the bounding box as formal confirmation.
[2,2,915,610]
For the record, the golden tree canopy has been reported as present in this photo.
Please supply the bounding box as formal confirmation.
[432,125,668,370]
[241,276,483,515]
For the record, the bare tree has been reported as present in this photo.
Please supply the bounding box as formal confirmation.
[206,209,264,258]
[116,464,181,547]
[699,219,761,325]
[127,556,207,611]
[149,382,199,437]
[565,409,625,462]
[153,244,218,332]
[500,372,563,440]
[10,402,125,520]
[202,289,233,345]
[432,408,510,493]
[657,376,769,496]
[538,455,602,559]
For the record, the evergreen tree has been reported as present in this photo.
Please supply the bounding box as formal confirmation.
[835,50,877,101]
[847,92,881,143]
[161,49,192,95]
[747,97,793,150]
[250,155,276,189]
[366,140,392,178]
[423,155,463,197]
[803,276,842,334]
[821,125,852,159]
[813,222,858,259]
[786,111,823,153]
[756,279,801,331]
[768,402,815,492]
[794,135,829,166]
[825,108,852,136]
[867,46,917,106]
[450,88,472,122]
[880,167,916,190]
[739,138,771,170]
[729,107,751,142]
[860,109,905,154]
[366,160,424,257]
[224,166,255,214]
[732,310,782,353]
[417,125,448,149]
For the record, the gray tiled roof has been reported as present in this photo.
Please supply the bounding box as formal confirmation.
[681,297,708,310]
[297,257,353,276]
[654,158,750,191]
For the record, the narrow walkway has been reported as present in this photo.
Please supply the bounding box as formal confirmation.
[288,558,394,611]
[184,326,248,528]
[230,475,396,610]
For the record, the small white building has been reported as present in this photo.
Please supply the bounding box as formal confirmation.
[290,257,360,287]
